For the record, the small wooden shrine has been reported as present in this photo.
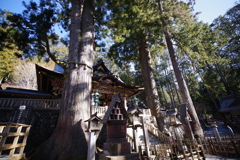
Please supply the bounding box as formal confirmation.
[36,60,144,104]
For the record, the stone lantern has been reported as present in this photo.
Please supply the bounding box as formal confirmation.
[166,108,182,126]
[99,93,140,160]
[209,120,221,141]
[128,108,143,152]
[85,112,102,132]
[132,96,139,107]
[91,90,100,114]
[128,108,143,122]
[84,112,102,160]
[166,108,182,141]
[93,90,100,107]
[166,108,184,152]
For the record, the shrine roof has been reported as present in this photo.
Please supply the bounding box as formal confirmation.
[36,61,144,90]
[93,60,112,74]
[84,112,102,122]
[93,74,142,90]
[0,87,53,99]
[36,64,63,78]
[92,60,143,90]
[219,94,240,112]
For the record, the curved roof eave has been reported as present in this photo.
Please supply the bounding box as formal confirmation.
[93,74,142,89]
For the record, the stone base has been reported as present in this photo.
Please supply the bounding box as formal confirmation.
[103,141,131,155]
[98,153,140,160]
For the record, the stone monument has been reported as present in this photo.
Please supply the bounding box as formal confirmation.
[99,93,140,160]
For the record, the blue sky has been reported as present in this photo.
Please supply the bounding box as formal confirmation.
[193,0,238,23]
[0,0,238,24]
[1,0,30,14]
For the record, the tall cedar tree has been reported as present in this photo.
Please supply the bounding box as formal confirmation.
[158,0,204,137]
[31,0,94,159]
[98,0,166,131]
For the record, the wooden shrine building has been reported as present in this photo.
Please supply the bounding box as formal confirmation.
[35,60,144,105]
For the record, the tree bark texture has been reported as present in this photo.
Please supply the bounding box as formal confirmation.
[160,83,168,109]
[139,37,165,131]
[164,31,204,138]
[214,63,231,94]
[158,0,203,138]
[30,0,94,159]
[164,69,176,109]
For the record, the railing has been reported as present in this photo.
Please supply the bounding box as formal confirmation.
[0,98,60,109]
[126,133,136,152]
[145,121,170,144]
[139,109,151,116]
[94,106,107,116]
[0,123,31,160]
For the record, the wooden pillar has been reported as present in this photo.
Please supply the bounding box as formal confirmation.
[87,131,97,160]
[132,126,138,152]
[132,120,140,153]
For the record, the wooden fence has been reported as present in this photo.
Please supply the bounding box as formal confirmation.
[129,121,240,160]
[144,135,240,160]
[149,139,205,160]
[0,123,31,160]
[201,135,240,158]
[0,98,60,109]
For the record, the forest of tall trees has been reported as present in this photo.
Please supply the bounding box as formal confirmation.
[1,0,240,159]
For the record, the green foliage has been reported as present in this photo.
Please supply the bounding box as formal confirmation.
[198,2,240,98]
[4,0,70,66]
[49,41,68,62]
[154,52,182,109]
[0,42,21,82]
[0,10,22,82]
[119,63,136,86]
[207,2,240,95]
[96,0,164,66]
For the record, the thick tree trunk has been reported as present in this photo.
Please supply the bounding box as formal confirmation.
[158,0,203,138]
[30,0,94,159]
[164,32,204,137]
[173,81,181,105]
[214,63,231,94]
[160,83,168,109]
[139,37,165,131]
[164,69,176,109]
